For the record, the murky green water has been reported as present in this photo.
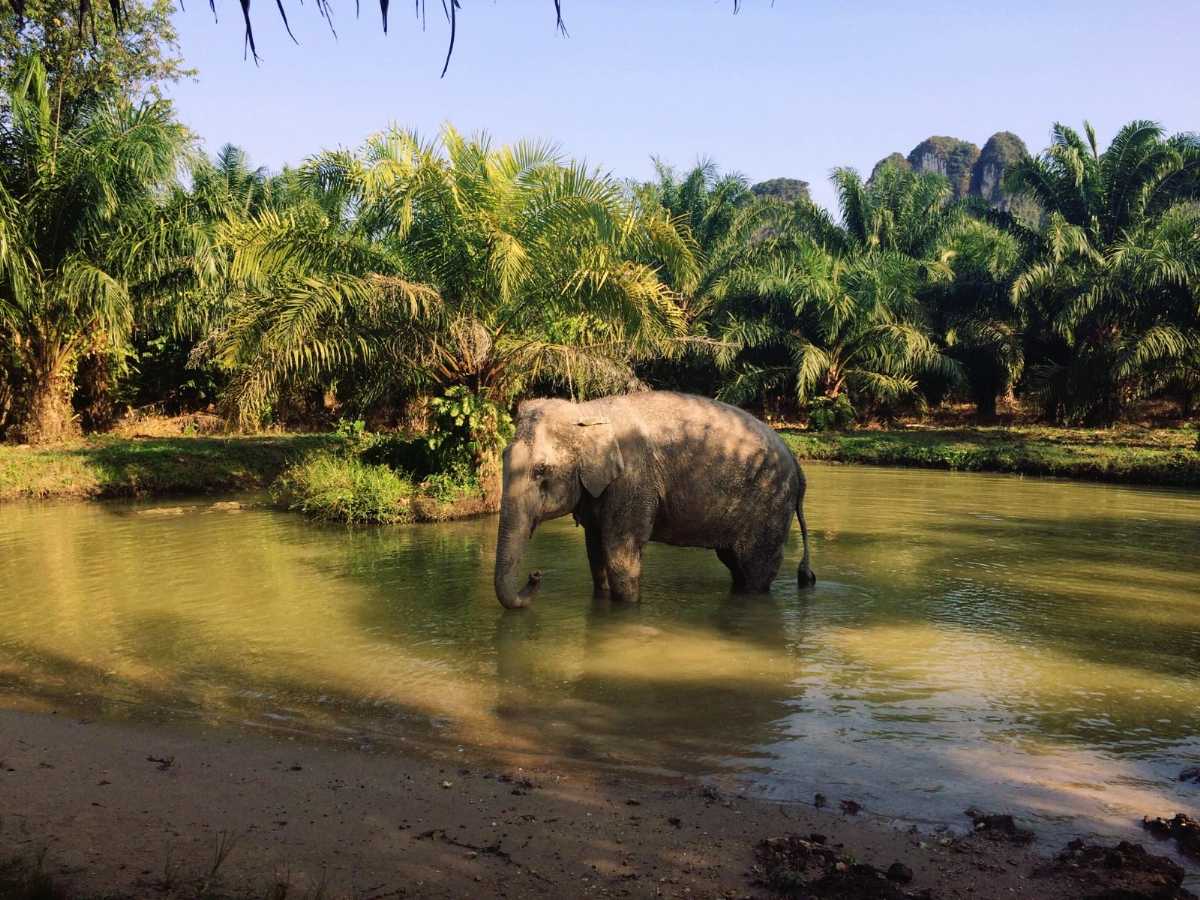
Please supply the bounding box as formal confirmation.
[1,463,1198,859]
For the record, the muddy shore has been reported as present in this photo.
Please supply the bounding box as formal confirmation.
[2,709,1195,899]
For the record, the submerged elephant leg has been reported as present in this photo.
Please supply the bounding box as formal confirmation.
[733,535,784,594]
[604,536,644,603]
[716,547,748,592]
[584,524,610,595]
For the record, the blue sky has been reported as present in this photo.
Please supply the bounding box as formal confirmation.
[167,0,1200,211]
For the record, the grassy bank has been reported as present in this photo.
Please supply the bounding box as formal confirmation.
[0,435,494,522]
[4,424,1197,510]
[781,424,1200,488]
[270,450,493,524]
[0,435,334,501]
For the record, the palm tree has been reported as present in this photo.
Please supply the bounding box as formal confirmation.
[205,125,697,429]
[928,217,1028,418]
[708,164,961,422]
[712,232,954,419]
[1006,121,1200,424]
[629,159,772,393]
[829,163,1034,420]
[0,56,193,442]
[106,144,289,418]
[638,160,752,257]
[829,163,959,261]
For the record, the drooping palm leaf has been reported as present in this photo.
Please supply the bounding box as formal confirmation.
[17,0,751,73]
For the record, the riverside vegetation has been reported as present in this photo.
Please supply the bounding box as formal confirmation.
[1,3,1199,522]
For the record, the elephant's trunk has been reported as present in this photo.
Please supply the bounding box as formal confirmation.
[494,499,542,609]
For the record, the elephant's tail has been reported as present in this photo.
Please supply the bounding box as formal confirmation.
[795,463,816,588]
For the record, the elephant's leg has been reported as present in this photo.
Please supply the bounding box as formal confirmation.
[604,536,645,603]
[584,524,610,596]
[733,535,785,594]
[716,547,748,592]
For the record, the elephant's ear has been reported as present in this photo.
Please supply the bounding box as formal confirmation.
[576,418,624,498]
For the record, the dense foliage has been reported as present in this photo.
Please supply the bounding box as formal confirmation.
[1006,122,1200,424]
[1,34,1197,448]
[0,56,199,442]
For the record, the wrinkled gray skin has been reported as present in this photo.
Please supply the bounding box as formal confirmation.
[494,391,816,608]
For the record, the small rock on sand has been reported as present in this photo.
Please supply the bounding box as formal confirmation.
[1142,813,1200,859]
[965,808,1035,845]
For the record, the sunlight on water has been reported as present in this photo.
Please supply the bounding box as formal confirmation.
[1,463,1197,861]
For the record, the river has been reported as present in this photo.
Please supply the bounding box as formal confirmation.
[1,462,1197,868]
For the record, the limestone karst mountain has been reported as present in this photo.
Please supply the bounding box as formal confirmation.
[905,136,982,199]
[750,177,811,203]
[870,131,1039,220]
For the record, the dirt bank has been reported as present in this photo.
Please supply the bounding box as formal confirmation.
[2,710,1193,899]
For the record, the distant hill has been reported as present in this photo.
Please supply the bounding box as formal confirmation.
[908,136,981,199]
[871,131,1039,221]
[750,177,811,203]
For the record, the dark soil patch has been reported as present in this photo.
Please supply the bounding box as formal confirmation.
[1037,839,1196,900]
[964,808,1035,845]
[1143,814,1200,860]
[754,835,933,899]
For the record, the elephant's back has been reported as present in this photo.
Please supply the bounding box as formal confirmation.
[613,392,799,546]
[624,391,794,470]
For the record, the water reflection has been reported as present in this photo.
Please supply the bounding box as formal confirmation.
[0,465,1198,858]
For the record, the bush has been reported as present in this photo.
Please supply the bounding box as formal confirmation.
[419,461,481,502]
[271,452,414,524]
[359,434,443,480]
[806,395,855,431]
[427,387,514,468]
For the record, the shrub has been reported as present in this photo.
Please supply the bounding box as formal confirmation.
[271,452,414,524]
[419,461,481,502]
[806,395,856,432]
[427,387,514,468]
[360,435,443,480]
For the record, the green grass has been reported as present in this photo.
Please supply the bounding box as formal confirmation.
[4,424,1196,510]
[270,451,490,524]
[271,452,417,524]
[781,424,1200,488]
[0,435,334,502]
[0,435,492,522]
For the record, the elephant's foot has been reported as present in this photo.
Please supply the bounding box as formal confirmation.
[607,578,641,603]
[590,569,610,596]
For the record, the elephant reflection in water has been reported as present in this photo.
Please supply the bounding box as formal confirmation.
[491,594,808,767]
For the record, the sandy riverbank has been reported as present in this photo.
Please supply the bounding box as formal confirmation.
[1,709,1194,899]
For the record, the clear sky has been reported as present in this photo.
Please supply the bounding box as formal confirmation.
[166,0,1200,211]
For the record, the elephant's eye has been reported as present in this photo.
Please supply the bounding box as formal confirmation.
[531,463,547,479]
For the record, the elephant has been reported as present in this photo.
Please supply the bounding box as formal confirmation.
[493,391,816,608]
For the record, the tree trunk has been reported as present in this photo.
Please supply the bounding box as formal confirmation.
[77,351,116,433]
[20,363,77,444]
[477,447,503,510]
[975,387,998,422]
[0,366,16,440]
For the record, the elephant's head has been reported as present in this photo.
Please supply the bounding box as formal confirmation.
[494,398,624,609]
